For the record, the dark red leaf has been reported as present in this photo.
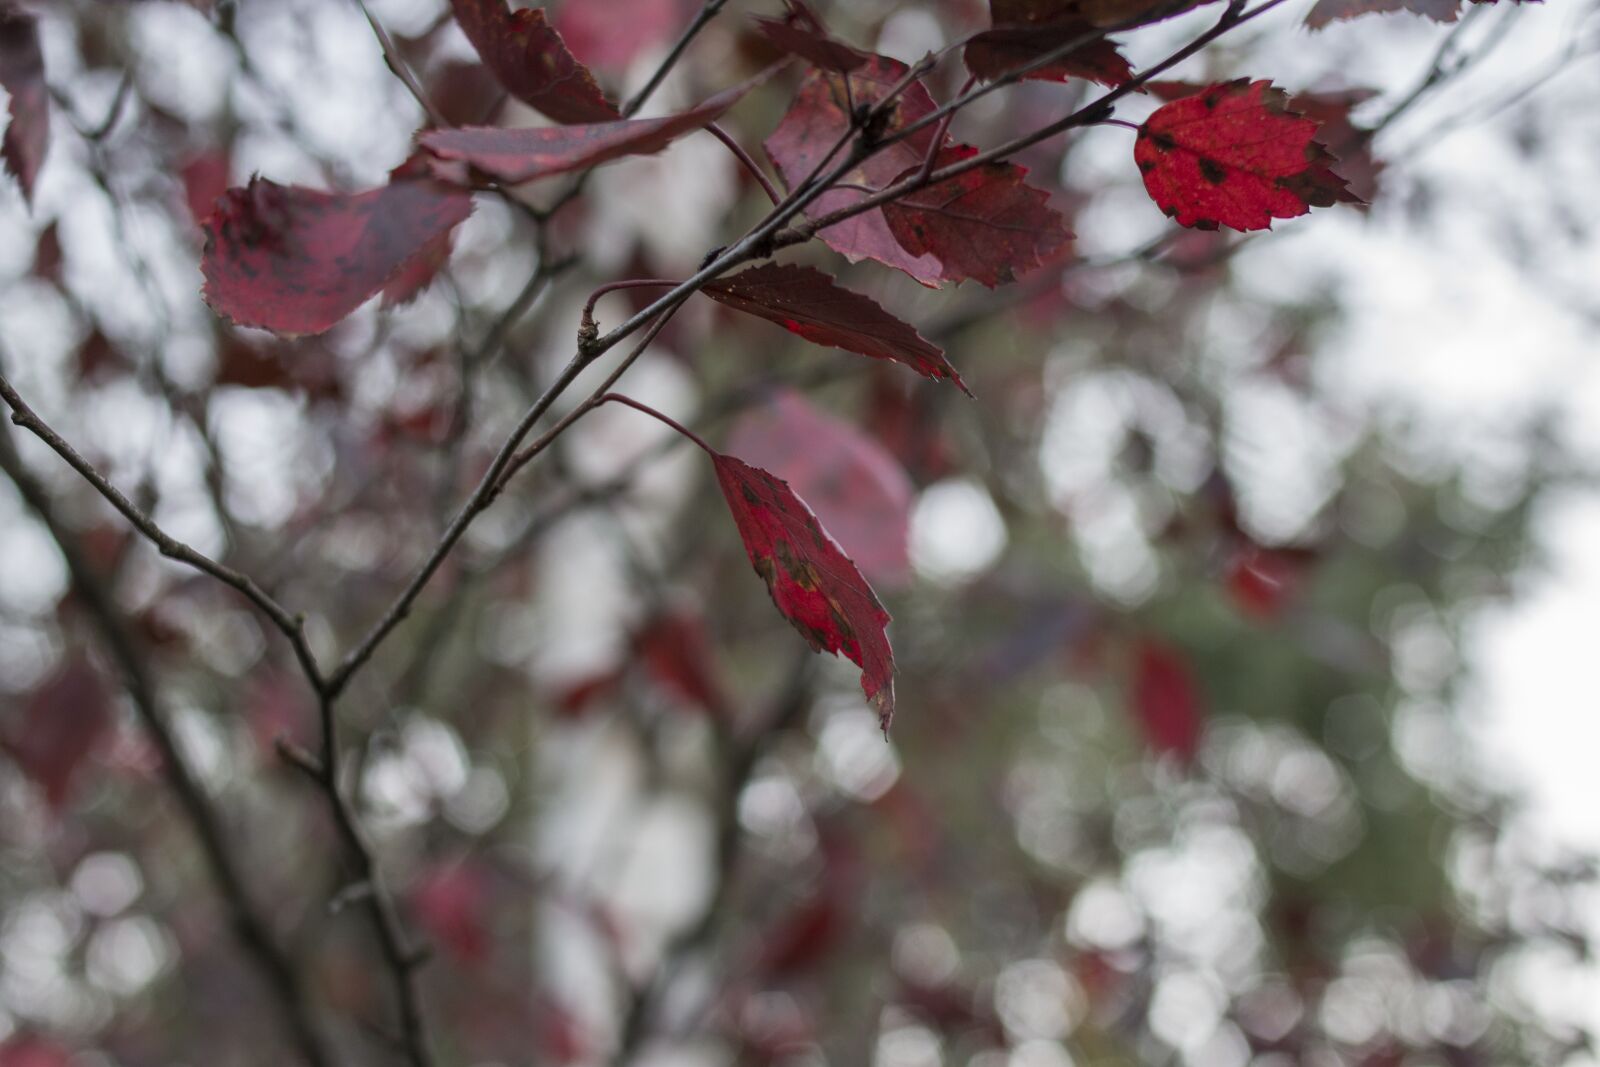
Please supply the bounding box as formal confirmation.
[1305,0,1462,26]
[31,220,60,283]
[200,159,473,336]
[555,0,684,71]
[756,894,843,977]
[421,74,761,185]
[634,608,728,715]
[4,660,114,811]
[450,0,619,124]
[1291,88,1383,204]
[0,8,49,204]
[381,226,456,308]
[1134,79,1360,232]
[408,860,491,967]
[726,389,914,586]
[992,0,1217,28]
[883,151,1072,287]
[965,21,1134,87]
[0,1036,74,1067]
[1129,639,1203,761]
[753,0,869,72]
[702,263,968,391]
[1225,544,1313,620]
[764,56,955,287]
[713,451,896,730]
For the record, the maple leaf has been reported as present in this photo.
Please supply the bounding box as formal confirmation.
[3,660,114,811]
[713,451,896,729]
[702,263,969,391]
[727,389,915,586]
[883,151,1073,287]
[450,0,619,125]
[753,0,869,73]
[965,19,1134,88]
[1134,79,1360,232]
[1129,639,1204,761]
[421,74,761,185]
[764,55,955,287]
[201,159,472,336]
[0,7,49,205]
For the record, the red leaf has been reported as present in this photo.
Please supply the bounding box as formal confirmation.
[381,226,456,309]
[726,389,914,587]
[421,74,761,185]
[883,152,1072,287]
[764,56,955,287]
[4,660,114,811]
[409,861,491,967]
[965,21,1134,88]
[992,0,1217,27]
[1129,640,1203,761]
[0,1036,75,1067]
[201,160,473,336]
[753,1,869,73]
[32,220,60,283]
[0,8,49,204]
[634,608,729,715]
[1134,79,1360,233]
[1291,88,1384,205]
[714,452,896,730]
[180,150,232,229]
[703,263,968,391]
[450,0,619,125]
[1225,544,1312,620]
[1305,0,1464,26]
[554,0,684,71]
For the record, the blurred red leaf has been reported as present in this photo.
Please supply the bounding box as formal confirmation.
[409,860,491,967]
[31,220,60,282]
[1129,640,1204,761]
[753,0,869,73]
[713,450,896,730]
[764,56,956,287]
[450,0,619,124]
[633,608,729,715]
[180,150,231,229]
[421,74,761,185]
[4,660,114,811]
[201,160,473,336]
[0,1036,74,1067]
[1291,88,1383,204]
[727,389,914,586]
[756,894,843,977]
[0,9,48,204]
[884,151,1073,287]
[965,20,1134,87]
[554,0,684,71]
[703,263,968,391]
[1225,544,1308,620]
[1135,79,1359,232]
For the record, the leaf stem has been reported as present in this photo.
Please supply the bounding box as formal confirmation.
[597,392,714,455]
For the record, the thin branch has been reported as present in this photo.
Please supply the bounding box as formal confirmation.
[352,0,446,127]
[0,370,327,690]
[621,0,732,117]
[707,121,782,203]
[0,427,334,1067]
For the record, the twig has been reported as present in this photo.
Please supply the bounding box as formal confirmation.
[352,0,446,127]
[621,0,732,118]
[0,427,334,1067]
[0,370,327,690]
[707,121,782,204]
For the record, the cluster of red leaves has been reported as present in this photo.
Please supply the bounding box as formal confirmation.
[179,0,1449,732]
